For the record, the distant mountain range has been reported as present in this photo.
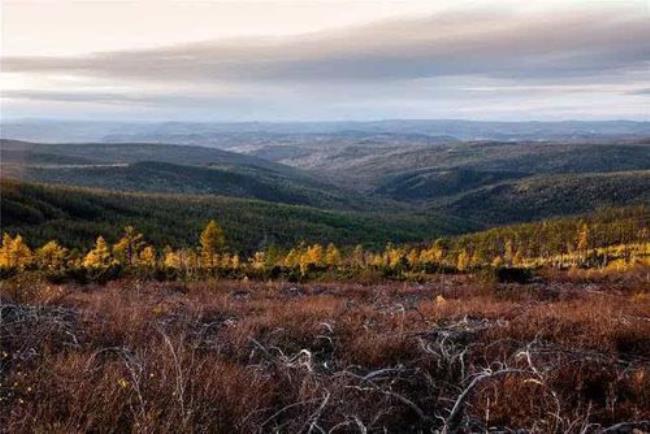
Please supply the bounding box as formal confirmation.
[3,119,650,144]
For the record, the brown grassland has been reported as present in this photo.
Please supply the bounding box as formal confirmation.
[1,268,650,433]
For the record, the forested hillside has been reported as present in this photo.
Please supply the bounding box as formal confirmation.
[0,140,384,210]
[0,180,472,251]
[0,139,289,170]
[2,137,650,232]
[3,161,374,210]
[435,171,650,224]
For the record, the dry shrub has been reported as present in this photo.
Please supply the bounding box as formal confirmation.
[1,277,649,432]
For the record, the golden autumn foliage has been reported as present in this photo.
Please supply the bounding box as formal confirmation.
[83,236,114,269]
[351,245,365,268]
[324,243,342,267]
[284,248,300,268]
[138,246,157,268]
[200,220,225,268]
[36,240,69,271]
[250,251,266,270]
[113,226,146,266]
[0,233,33,270]
[163,246,181,269]
[456,249,470,271]
[1,212,649,282]
[577,222,590,253]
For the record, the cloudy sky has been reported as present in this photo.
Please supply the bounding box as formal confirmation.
[2,0,649,121]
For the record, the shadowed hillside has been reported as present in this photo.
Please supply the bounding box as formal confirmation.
[0,180,474,251]
[437,171,650,225]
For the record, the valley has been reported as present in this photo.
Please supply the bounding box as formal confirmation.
[2,123,649,248]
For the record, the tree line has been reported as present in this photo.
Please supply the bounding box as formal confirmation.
[1,206,649,282]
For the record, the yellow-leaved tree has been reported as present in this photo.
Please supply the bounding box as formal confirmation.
[504,239,515,266]
[284,248,300,268]
[351,245,365,268]
[113,226,146,267]
[406,248,420,269]
[36,240,69,271]
[231,254,241,269]
[456,249,470,272]
[0,234,33,270]
[200,220,225,269]
[138,246,157,268]
[492,255,504,268]
[299,244,323,275]
[385,244,405,269]
[251,251,266,270]
[0,234,11,268]
[83,236,113,269]
[324,243,342,267]
[577,223,590,255]
[163,246,180,269]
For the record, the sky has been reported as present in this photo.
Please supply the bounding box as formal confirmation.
[1,0,650,122]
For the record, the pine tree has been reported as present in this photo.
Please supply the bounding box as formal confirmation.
[200,220,225,269]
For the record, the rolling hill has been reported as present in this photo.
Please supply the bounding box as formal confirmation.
[2,135,650,235]
[0,139,302,172]
[435,171,650,225]
[307,142,650,189]
[0,180,474,252]
[3,161,374,210]
[0,139,377,210]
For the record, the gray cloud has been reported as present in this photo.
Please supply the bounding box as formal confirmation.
[2,90,159,105]
[1,88,280,109]
[629,88,650,95]
[4,7,650,84]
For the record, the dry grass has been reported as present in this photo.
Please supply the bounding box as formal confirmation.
[1,273,649,433]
